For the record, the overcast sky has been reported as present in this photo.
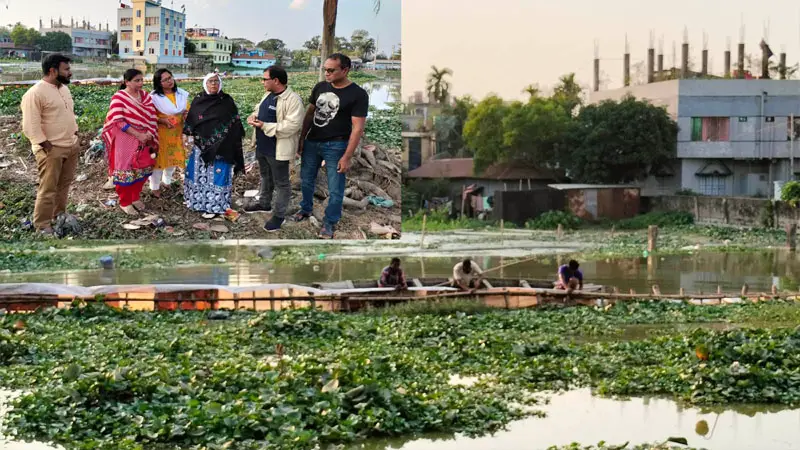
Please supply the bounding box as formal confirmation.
[2,0,400,55]
[402,0,800,100]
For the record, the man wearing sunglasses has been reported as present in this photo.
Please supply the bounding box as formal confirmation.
[293,53,369,239]
[246,66,305,232]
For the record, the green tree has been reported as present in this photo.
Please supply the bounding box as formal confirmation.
[426,65,452,104]
[435,95,475,157]
[256,38,287,56]
[230,38,254,54]
[110,31,119,54]
[391,45,401,60]
[184,39,196,55]
[502,97,571,165]
[462,95,508,173]
[349,29,375,60]
[562,95,678,183]
[550,72,583,116]
[522,84,541,100]
[10,23,40,47]
[38,31,71,52]
[292,49,312,67]
[303,35,321,52]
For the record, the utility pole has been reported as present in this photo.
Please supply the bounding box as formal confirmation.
[792,114,795,180]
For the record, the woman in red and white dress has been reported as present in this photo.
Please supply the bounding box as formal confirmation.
[101,69,159,216]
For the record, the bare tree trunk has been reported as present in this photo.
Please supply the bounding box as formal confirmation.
[320,0,338,82]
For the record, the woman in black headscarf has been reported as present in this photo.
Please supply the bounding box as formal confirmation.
[182,72,245,218]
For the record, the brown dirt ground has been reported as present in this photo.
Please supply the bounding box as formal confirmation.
[0,115,402,241]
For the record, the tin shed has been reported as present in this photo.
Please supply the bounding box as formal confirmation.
[547,184,641,220]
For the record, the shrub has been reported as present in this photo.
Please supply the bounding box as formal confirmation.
[526,210,582,230]
[781,181,800,207]
[615,211,694,230]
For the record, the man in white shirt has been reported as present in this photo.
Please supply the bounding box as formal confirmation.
[452,258,484,291]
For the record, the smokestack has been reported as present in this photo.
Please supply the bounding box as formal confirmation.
[657,35,664,78]
[780,52,787,79]
[623,35,630,86]
[760,39,773,79]
[701,49,708,76]
[593,57,600,92]
[593,40,600,92]
[647,31,655,83]
[680,28,689,78]
[724,38,731,77]
[738,43,745,78]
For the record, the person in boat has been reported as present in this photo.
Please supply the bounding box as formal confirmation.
[452,258,483,291]
[556,259,583,293]
[378,257,407,290]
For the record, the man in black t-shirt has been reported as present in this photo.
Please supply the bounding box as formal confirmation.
[292,53,369,239]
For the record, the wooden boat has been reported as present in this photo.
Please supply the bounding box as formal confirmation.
[1,280,791,314]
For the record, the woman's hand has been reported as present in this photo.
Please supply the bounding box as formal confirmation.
[132,130,150,143]
[159,118,175,129]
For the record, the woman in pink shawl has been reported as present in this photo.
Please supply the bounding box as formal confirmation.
[101,69,159,216]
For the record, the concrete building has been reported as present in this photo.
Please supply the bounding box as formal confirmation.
[117,0,188,65]
[591,79,800,198]
[186,28,231,65]
[402,91,443,171]
[40,18,113,58]
[231,49,276,69]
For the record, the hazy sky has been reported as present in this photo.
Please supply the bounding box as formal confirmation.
[402,0,800,101]
[1,0,400,55]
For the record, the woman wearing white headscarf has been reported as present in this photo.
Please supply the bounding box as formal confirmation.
[182,73,245,217]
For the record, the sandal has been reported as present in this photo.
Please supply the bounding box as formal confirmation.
[120,204,138,216]
[132,200,146,211]
[201,213,217,219]
[151,189,161,199]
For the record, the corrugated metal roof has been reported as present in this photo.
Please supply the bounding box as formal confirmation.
[407,158,561,180]
[548,184,639,190]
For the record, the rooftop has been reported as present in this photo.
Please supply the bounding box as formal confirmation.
[547,184,639,190]
[407,158,562,181]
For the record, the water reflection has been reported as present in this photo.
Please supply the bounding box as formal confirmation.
[2,251,800,293]
[350,389,800,450]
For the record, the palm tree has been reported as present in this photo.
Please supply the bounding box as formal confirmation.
[320,0,381,81]
[522,83,541,99]
[426,66,453,104]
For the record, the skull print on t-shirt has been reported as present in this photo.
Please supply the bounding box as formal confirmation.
[306,81,369,141]
[314,92,340,127]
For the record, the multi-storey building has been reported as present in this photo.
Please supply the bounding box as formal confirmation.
[39,18,113,58]
[591,79,800,198]
[186,28,232,65]
[117,0,188,65]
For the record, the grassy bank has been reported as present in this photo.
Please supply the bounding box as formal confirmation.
[0,301,798,449]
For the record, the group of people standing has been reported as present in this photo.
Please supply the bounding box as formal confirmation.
[21,52,368,239]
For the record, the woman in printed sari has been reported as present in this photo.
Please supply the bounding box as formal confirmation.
[150,68,190,198]
[101,69,158,216]
[182,72,245,217]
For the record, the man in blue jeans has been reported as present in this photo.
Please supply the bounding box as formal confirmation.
[293,53,369,239]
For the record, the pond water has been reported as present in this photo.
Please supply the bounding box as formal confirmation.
[349,388,800,450]
[2,249,799,295]
[0,65,398,110]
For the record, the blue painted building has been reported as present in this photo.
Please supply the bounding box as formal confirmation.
[590,79,800,198]
[231,49,276,69]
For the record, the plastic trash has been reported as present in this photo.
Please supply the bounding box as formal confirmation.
[99,255,114,270]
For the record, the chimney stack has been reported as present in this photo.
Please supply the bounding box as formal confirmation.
[593,41,600,92]
[647,31,655,83]
[657,37,664,80]
[701,32,708,76]
[724,38,731,77]
[680,28,689,78]
[780,52,787,79]
[738,43,745,78]
[623,35,630,86]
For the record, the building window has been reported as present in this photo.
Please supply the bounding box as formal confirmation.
[166,18,170,25]
[120,18,132,26]
[148,32,159,41]
[178,50,182,56]
[121,32,132,41]
[201,43,207,49]
[165,49,168,55]
[136,10,142,17]
[136,25,142,32]
[123,47,129,53]
[165,33,169,41]
[788,117,800,140]
[691,117,730,142]
[136,40,141,47]
[149,48,154,54]
[173,49,176,55]
[698,176,726,196]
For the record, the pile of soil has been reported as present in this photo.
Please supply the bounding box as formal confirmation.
[0,115,402,241]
